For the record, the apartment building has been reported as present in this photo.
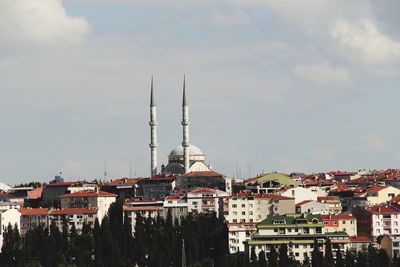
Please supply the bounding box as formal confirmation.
[60,189,117,222]
[353,205,400,239]
[123,199,164,234]
[366,186,400,205]
[245,213,350,262]
[187,188,229,216]
[317,196,342,213]
[225,193,295,253]
[280,187,318,204]
[321,214,357,236]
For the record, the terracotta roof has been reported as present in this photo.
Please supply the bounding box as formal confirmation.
[183,171,223,177]
[317,196,340,202]
[28,187,43,199]
[19,208,49,216]
[189,188,218,194]
[50,208,98,215]
[123,206,163,212]
[349,236,371,243]
[366,205,400,214]
[105,178,143,186]
[367,186,389,193]
[59,190,117,198]
[254,194,293,200]
[295,200,312,207]
[321,214,355,220]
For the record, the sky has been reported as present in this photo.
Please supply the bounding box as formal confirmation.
[1,0,400,184]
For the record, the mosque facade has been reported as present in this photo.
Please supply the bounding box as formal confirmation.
[149,77,212,177]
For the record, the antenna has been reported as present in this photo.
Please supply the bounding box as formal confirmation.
[129,163,132,178]
[104,160,108,181]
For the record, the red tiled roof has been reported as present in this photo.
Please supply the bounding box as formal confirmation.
[295,200,312,207]
[317,196,340,202]
[189,188,218,194]
[390,194,400,203]
[321,214,355,220]
[50,208,98,215]
[59,190,117,198]
[123,206,163,212]
[349,236,371,243]
[367,186,389,193]
[19,208,49,216]
[28,187,43,199]
[255,194,293,200]
[106,178,143,186]
[367,205,400,214]
[183,171,223,177]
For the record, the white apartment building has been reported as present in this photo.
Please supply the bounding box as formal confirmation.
[59,189,117,222]
[0,208,21,248]
[366,186,400,205]
[187,188,229,216]
[280,187,318,204]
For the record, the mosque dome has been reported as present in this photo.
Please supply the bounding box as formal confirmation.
[169,144,204,157]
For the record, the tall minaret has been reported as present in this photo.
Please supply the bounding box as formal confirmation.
[181,76,190,174]
[149,76,158,177]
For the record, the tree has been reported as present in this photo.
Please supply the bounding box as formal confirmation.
[325,238,334,267]
[377,249,390,267]
[335,247,344,267]
[250,246,258,267]
[367,244,378,267]
[303,254,311,267]
[279,244,289,267]
[258,250,267,267]
[311,239,323,267]
[344,249,355,267]
[268,245,278,267]
[1,223,21,266]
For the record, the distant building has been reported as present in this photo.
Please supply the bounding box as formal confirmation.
[42,181,97,207]
[176,171,225,191]
[321,214,357,236]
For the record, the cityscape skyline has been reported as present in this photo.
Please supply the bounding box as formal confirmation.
[1,1,400,183]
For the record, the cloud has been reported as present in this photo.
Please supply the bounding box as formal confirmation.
[0,0,90,46]
[331,19,400,64]
[213,10,251,25]
[294,63,351,85]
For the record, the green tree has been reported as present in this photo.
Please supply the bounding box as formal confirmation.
[311,239,323,267]
[279,243,289,267]
[1,224,21,266]
[335,247,344,267]
[268,245,278,267]
[259,250,267,267]
[325,238,334,267]
[303,254,311,267]
[250,246,258,267]
[344,249,355,267]
[377,249,390,267]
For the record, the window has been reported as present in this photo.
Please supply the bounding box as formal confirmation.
[274,229,278,233]
[396,229,399,234]
[233,211,237,215]
[295,252,299,257]
[303,245,307,249]
[232,204,237,208]
[295,245,299,248]
[288,229,292,233]
[249,204,253,208]
[241,204,246,208]
[233,219,237,223]
[394,242,399,247]
[249,211,253,215]
[342,221,346,224]
[242,212,246,215]
[241,219,245,222]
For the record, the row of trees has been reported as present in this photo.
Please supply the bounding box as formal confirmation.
[0,200,229,267]
[0,200,398,267]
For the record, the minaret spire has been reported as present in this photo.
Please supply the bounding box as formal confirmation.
[149,76,158,177]
[181,75,190,174]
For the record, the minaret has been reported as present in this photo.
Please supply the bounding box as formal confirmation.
[181,76,190,174]
[149,76,158,177]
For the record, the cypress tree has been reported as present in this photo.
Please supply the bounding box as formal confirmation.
[335,247,344,267]
[311,239,323,267]
[268,245,278,267]
[367,244,378,267]
[356,251,367,267]
[377,249,390,267]
[303,254,311,267]
[279,243,289,267]
[250,246,258,267]
[259,250,267,267]
[325,238,334,267]
[344,249,355,267]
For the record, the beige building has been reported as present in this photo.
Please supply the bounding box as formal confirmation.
[123,199,164,234]
[59,189,117,223]
[321,214,357,236]
[366,186,400,205]
[317,196,342,213]
[224,193,295,253]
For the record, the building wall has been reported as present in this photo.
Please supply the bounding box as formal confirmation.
[281,187,317,204]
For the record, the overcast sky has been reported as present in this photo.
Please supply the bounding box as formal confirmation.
[1,0,400,184]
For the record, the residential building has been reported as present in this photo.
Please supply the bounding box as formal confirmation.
[176,171,226,191]
[163,192,188,223]
[59,189,117,222]
[42,181,97,207]
[280,187,318,204]
[366,186,400,205]
[321,214,357,236]
[317,196,342,213]
[348,236,371,253]
[244,213,350,262]
[352,205,400,240]
[295,200,329,214]
[101,178,142,199]
[0,208,21,248]
[123,199,164,234]
[187,188,229,216]
[244,173,298,194]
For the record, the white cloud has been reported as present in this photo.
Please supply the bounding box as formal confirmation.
[0,0,90,46]
[294,63,351,85]
[213,10,251,25]
[331,19,400,64]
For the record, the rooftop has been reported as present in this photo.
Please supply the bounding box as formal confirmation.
[59,190,117,198]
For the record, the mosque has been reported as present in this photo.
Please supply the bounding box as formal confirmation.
[148,77,212,176]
